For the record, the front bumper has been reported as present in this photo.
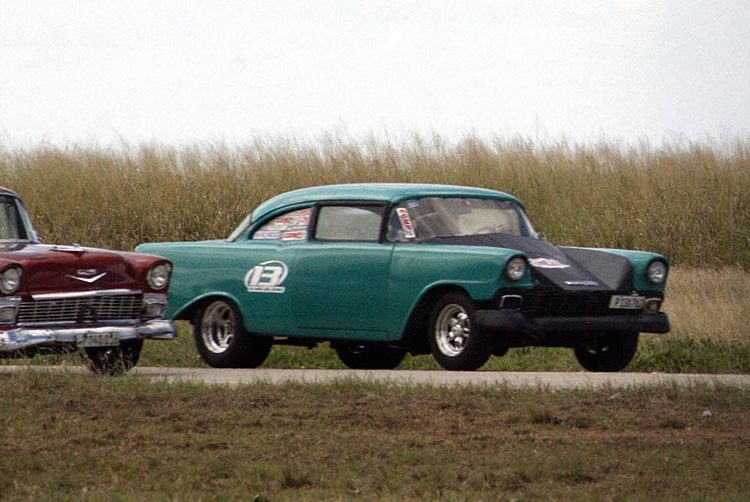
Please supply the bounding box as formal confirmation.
[475,310,670,341]
[0,320,177,352]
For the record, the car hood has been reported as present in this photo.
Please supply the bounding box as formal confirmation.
[0,242,139,294]
[422,234,633,292]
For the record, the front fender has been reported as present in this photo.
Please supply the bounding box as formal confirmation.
[387,244,532,339]
[568,247,669,292]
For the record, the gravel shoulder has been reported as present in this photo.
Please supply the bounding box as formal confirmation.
[2,365,749,388]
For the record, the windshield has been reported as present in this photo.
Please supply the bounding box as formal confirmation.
[0,196,34,242]
[387,197,536,242]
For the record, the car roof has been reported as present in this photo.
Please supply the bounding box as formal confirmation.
[0,187,19,198]
[252,183,522,221]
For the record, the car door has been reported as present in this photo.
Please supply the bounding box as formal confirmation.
[291,203,394,338]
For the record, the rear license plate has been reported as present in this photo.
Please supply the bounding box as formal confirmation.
[77,333,119,347]
[609,295,646,310]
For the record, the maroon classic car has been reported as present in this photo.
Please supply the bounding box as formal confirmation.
[0,187,176,374]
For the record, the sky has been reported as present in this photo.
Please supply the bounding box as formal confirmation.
[1,0,749,146]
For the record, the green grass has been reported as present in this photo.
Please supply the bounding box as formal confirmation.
[8,266,744,374]
[2,373,748,500]
[9,327,749,374]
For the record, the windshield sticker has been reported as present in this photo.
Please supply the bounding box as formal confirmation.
[529,258,570,269]
[407,200,420,209]
[396,208,417,239]
[244,260,288,293]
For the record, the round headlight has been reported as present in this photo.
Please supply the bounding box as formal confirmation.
[147,263,171,290]
[1,267,22,295]
[646,260,667,284]
[506,257,527,281]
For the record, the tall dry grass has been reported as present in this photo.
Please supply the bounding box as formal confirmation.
[0,135,748,267]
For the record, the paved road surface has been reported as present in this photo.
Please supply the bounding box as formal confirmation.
[2,365,749,389]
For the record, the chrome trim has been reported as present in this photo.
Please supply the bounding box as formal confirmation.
[563,280,599,287]
[143,293,168,305]
[31,289,141,300]
[0,319,177,351]
[0,296,21,308]
[16,319,139,327]
[0,296,21,324]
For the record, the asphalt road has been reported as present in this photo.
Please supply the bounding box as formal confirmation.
[2,365,749,389]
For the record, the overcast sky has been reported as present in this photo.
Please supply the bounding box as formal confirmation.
[1,0,749,145]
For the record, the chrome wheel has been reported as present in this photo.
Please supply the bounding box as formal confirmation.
[201,301,236,354]
[434,303,471,357]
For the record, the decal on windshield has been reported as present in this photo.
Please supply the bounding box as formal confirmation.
[529,258,570,269]
[244,260,289,293]
[396,208,416,239]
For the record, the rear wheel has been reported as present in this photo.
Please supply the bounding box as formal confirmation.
[428,292,490,371]
[194,299,271,368]
[82,339,143,375]
[335,344,406,369]
[574,332,639,372]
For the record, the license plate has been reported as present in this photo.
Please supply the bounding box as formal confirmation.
[609,295,646,310]
[77,332,119,347]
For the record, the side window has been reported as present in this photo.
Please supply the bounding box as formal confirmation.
[251,208,312,241]
[0,200,21,240]
[315,205,385,242]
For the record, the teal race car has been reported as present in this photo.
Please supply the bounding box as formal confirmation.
[137,183,670,371]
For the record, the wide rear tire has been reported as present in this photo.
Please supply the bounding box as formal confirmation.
[574,332,639,372]
[194,299,271,368]
[428,292,490,371]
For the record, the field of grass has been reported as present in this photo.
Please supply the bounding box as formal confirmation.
[1,136,748,267]
[1,137,748,373]
[2,373,748,500]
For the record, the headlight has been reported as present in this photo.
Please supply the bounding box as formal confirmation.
[505,257,527,281]
[147,263,171,290]
[1,267,21,295]
[646,260,667,284]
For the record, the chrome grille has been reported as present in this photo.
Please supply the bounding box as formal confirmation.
[17,293,143,326]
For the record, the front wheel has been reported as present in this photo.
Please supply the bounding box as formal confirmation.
[194,299,272,368]
[574,332,639,372]
[82,339,143,375]
[335,344,406,369]
[428,292,490,371]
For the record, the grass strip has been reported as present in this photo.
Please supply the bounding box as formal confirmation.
[2,373,748,500]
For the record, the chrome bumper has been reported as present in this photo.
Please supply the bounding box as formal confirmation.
[0,320,177,351]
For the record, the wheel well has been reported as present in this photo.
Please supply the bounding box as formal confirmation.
[176,295,238,325]
[401,285,471,354]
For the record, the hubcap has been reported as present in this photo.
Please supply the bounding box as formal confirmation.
[435,303,471,357]
[201,302,236,354]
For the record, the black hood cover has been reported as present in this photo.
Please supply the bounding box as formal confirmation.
[423,234,633,292]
